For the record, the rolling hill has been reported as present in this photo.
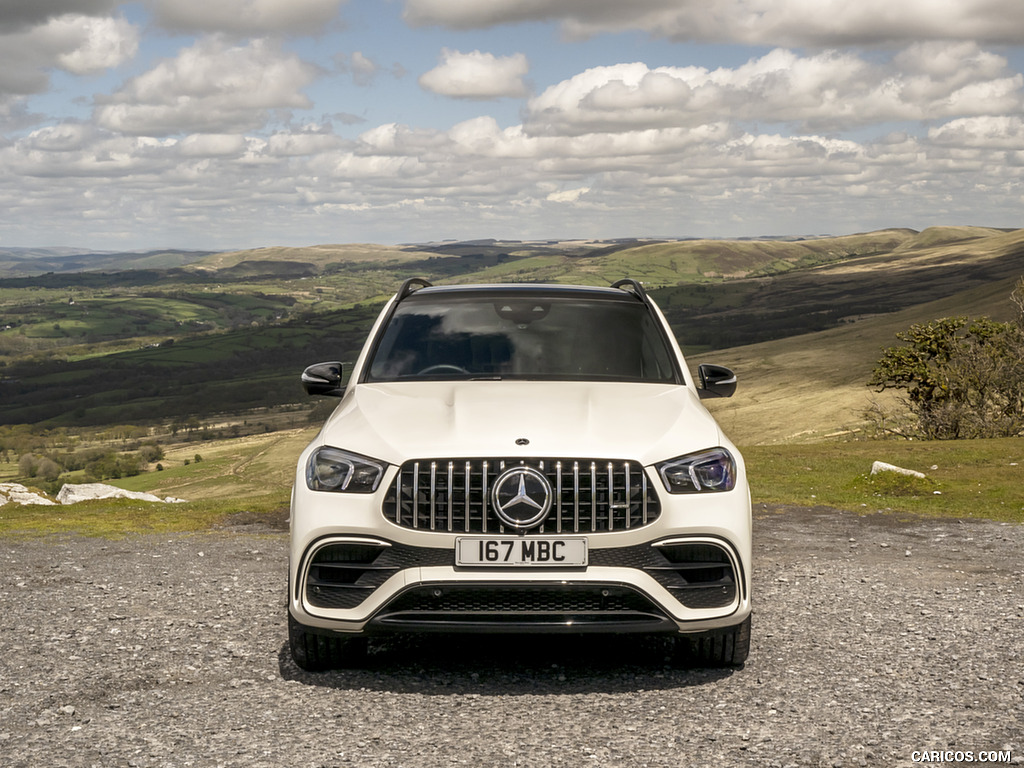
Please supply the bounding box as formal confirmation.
[0,247,216,276]
[1,226,1021,444]
[700,272,1024,445]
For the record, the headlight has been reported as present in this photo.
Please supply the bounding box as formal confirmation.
[657,448,736,493]
[306,447,386,493]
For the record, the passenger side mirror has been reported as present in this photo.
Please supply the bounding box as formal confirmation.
[302,362,345,397]
[697,364,737,399]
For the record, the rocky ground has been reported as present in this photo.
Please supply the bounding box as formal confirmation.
[1,505,1021,768]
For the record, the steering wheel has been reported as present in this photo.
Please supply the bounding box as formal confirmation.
[417,364,470,375]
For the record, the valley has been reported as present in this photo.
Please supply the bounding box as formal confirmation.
[1,225,1022,527]
[2,226,1021,439]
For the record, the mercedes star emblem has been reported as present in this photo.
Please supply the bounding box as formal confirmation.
[491,466,553,529]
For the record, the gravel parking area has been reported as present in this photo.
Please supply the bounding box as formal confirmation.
[1,505,1021,768]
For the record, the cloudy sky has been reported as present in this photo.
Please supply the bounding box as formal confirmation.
[2,0,1024,250]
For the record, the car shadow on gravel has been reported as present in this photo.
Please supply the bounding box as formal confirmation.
[276,633,736,695]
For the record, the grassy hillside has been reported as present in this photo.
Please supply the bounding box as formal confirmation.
[184,231,921,288]
[1,226,1021,434]
[700,273,1024,445]
[0,248,215,276]
[655,226,1024,351]
[191,243,431,272]
[568,228,917,285]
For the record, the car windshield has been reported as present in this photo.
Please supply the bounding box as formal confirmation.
[365,291,680,383]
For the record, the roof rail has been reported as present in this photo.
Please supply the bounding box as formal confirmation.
[396,277,433,302]
[610,278,649,303]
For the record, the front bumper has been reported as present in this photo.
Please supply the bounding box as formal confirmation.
[291,534,748,636]
[289,468,752,637]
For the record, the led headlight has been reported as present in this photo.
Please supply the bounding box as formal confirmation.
[657,448,736,493]
[306,447,386,493]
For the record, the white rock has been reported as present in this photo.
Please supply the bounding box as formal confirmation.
[56,483,185,505]
[0,482,56,506]
[870,461,926,479]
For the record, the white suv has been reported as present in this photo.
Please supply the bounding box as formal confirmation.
[288,279,751,669]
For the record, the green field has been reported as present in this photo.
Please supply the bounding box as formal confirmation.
[1,432,1020,537]
[745,438,1024,523]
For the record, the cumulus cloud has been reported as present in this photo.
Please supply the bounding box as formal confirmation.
[149,0,347,35]
[266,127,347,156]
[53,15,140,74]
[335,51,397,86]
[419,48,529,99]
[94,37,320,136]
[0,97,44,134]
[403,0,1024,46]
[524,46,1024,136]
[349,51,378,85]
[0,14,138,96]
[4,3,1024,249]
[929,116,1024,149]
[547,186,589,203]
[177,133,250,158]
[0,0,120,32]
[3,105,1022,249]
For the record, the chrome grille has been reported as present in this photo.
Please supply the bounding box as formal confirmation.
[383,458,661,533]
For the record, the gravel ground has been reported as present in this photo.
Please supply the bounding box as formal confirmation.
[1,505,1021,768]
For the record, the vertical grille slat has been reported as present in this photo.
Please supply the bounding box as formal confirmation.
[412,463,420,529]
[384,458,661,534]
[429,461,437,531]
[555,461,563,534]
[624,462,632,530]
[464,461,472,533]
[446,461,454,532]
[607,462,615,532]
[641,470,649,525]
[481,460,489,534]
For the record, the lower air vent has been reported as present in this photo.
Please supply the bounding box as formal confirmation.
[304,541,450,610]
[369,584,675,633]
[646,542,738,609]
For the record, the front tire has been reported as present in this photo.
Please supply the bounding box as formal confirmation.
[675,615,751,667]
[288,612,367,671]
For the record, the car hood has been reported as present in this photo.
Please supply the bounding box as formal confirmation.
[316,381,727,466]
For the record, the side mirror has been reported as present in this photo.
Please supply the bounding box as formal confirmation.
[697,363,737,399]
[302,362,345,397]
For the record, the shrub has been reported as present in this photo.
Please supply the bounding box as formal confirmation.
[36,457,62,482]
[869,278,1024,439]
[139,442,164,463]
[18,453,38,477]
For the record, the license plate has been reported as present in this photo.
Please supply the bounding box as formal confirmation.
[456,537,588,567]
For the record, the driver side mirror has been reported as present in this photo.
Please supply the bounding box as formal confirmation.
[697,363,737,399]
[302,362,345,397]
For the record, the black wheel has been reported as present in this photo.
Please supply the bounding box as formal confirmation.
[674,615,751,668]
[288,612,367,671]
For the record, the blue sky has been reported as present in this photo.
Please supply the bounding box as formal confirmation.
[2,0,1024,251]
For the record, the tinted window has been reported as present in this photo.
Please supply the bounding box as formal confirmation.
[366,293,679,383]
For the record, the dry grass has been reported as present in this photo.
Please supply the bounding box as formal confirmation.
[700,273,1024,445]
[116,427,315,501]
[192,243,432,271]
